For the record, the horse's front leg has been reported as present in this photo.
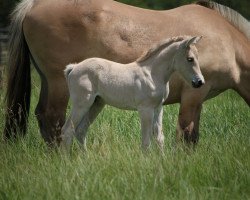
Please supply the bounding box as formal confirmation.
[176,86,209,146]
[153,104,164,150]
[138,107,154,150]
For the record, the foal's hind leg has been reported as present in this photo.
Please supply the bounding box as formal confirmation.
[153,105,164,149]
[61,94,96,151]
[74,97,105,148]
[61,106,87,151]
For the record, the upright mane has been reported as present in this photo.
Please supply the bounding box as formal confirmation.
[196,0,250,40]
[136,36,189,63]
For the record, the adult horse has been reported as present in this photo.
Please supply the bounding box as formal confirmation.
[5,0,250,146]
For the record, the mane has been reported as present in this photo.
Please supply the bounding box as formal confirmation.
[196,0,250,40]
[136,36,190,63]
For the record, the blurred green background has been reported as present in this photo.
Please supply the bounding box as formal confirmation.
[0,0,249,27]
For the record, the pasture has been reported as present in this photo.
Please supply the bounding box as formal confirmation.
[0,71,249,200]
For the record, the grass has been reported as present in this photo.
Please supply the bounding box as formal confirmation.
[0,71,249,200]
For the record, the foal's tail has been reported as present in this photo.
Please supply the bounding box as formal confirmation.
[4,0,34,140]
[64,64,74,81]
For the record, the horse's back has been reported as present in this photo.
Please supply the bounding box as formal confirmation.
[23,0,249,103]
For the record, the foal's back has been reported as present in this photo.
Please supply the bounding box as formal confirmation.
[68,58,142,110]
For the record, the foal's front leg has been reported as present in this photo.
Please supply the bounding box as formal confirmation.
[138,107,154,150]
[153,105,164,149]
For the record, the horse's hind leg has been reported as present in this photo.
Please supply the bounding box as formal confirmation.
[35,76,69,146]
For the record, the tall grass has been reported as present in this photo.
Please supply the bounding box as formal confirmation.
[0,71,249,200]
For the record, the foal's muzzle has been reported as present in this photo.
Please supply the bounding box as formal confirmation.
[192,77,204,88]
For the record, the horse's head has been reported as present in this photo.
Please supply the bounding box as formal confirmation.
[174,36,205,88]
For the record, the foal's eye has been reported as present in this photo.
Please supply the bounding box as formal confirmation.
[187,57,194,62]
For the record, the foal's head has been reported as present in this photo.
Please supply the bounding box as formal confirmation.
[174,36,205,88]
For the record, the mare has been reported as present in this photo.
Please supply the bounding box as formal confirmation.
[4,0,250,146]
[61,36,204,150]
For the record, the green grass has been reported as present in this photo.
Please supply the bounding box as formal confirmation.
[0,71,249,200]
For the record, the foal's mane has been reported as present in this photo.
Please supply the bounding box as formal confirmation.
[136,36,189,64]
[196,0,250,40]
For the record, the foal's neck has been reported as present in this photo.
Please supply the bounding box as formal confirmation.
[138,44,178,83]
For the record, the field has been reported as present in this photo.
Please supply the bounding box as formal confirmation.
[0,71,249,200]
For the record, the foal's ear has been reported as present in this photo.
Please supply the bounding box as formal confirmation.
[185,36,203,48]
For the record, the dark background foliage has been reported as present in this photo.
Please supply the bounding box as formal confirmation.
[0,0,249,27]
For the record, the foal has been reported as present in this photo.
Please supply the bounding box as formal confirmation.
[61,36,204,151]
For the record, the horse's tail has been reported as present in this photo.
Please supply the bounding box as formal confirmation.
[196,0,250,40]
[4,0,34,139]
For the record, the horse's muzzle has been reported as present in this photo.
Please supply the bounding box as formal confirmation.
[192,78,204,88]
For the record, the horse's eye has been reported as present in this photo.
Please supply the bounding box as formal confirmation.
[187,57,194,62]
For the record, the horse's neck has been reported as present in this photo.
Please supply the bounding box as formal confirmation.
[140,46,176,83]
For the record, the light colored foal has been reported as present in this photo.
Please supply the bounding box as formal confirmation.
[61,36,204,151]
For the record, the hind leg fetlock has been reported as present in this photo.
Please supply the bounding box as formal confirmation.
[36,104,67,147]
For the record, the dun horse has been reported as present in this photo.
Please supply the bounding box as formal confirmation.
[4,0,250,146]
[61,36,204,150]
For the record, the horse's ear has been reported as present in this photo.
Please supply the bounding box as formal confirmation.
[185,36,203,47]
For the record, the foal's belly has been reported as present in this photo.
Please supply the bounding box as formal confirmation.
[98,88,137,110]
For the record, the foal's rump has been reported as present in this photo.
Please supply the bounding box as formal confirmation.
[66,58,139,110]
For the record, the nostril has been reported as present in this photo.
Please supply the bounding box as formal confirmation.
[198,79,203,86]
